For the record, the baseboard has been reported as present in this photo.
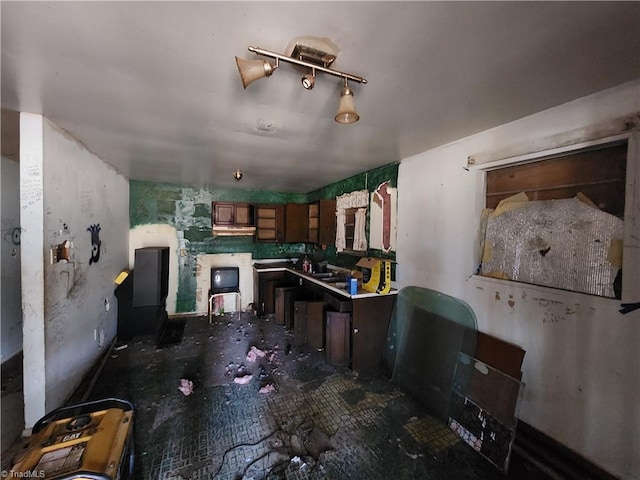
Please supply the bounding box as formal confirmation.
[65,336,117,405]
[513,421,620,480]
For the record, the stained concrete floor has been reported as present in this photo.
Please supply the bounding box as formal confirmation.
[18,312,547,479]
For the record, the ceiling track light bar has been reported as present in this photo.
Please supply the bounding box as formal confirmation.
[247,46,368,84]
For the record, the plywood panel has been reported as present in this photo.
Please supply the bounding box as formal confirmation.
[486,143,627,215]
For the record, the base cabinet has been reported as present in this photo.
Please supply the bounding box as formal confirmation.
[256,268,396,375]
[275,286,298,328]
[254,270,288,317]
[351,296,396,375]
[294,300,326,348]
[294,301,308,346]
[326,311,351,367]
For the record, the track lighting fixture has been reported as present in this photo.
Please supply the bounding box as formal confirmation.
[335,79,359,124]
[235,43,367,124]
[301,70,315,90]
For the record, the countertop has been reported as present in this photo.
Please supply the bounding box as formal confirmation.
[253,264,398,300]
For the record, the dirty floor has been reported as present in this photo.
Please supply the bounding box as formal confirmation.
[79,312,542,480]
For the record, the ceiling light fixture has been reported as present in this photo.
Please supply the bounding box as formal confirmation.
[235,44,367,124]
[301,70,315,90]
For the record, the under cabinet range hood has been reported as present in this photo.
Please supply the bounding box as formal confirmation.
[212,225,256,237]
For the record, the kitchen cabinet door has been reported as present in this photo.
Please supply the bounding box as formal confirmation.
[351,296,396,375]
[326,311,351,367]
[275,286,298,328]
[293,301,308,346]
[213,202,235,225]
[285,203,309,242]
[318,199,337,246]
[308,202,319,243]
[256,204,285,242]
[234,203,254,226]
[212,202,255,226]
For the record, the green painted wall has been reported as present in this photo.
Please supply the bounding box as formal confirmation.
[129,162,399,312]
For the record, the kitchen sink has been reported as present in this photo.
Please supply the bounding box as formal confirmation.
[320,276,347,283]
[309,272,347,283]
[310,272,335,278]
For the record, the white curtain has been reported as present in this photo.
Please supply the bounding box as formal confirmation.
[336,190,369,210]
[335,209,347,252]
[353,207,368,251]
[335,190,369,252]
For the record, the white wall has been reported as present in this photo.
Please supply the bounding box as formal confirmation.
[20,114,47,427]
[397,80,640,480]
[21,114,130,425]
[1,157,23,362]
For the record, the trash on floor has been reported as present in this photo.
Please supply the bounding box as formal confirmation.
[234,374,253,385]
[246,345,266,362]
[178,378,194,396]
[246,349,258,362]
[258,383,275,394]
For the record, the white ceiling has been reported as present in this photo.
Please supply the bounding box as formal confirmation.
[2,2,639,193]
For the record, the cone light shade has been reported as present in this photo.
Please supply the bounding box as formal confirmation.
[335,85,359,124]
[235,57,277,89]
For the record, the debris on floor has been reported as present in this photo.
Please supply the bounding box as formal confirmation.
[258,383,275,394]
[80,313,545,480]
[233,374,253,385]
[246,345,266,362]
[178,378,193,396]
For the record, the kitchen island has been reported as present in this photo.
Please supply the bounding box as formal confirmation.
[253,263,398,376]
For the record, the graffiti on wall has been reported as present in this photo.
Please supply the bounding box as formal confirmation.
[87,224,101,264]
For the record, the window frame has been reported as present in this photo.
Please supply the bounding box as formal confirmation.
[472,131,639,304]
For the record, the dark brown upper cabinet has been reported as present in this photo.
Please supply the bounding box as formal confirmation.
[285,203,309,243]
[212,202,255,226]
[308,202,319,243]
[256,204,285,242]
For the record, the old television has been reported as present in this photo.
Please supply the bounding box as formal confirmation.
[210,267,240,295]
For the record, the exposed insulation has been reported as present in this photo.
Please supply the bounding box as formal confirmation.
[481,197,623,298]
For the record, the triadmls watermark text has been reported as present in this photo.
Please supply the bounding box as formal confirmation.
[1,470,46,478]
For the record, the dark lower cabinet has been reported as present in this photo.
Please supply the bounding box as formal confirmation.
[275,286,298,328]
[295,300,327,348]
[257,268,396,375]
[326,311,351,367]
[254,270,288,317]
[294,301,308,346]
[351,296,396,375]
